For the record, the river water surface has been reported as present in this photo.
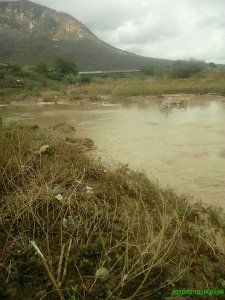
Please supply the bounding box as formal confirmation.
[2,96,225,207]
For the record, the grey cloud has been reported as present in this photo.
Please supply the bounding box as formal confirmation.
[198,15,225,29]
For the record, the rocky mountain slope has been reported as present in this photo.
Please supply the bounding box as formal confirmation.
[0,0,171,70]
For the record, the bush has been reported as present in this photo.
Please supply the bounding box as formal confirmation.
[54,58,78,79]
[36,63,48,75]
[62,74,77,84]
[14,70,33,78]
[171,58,207,78]
[77,74,92,83]
[208,62,217,68]
[0,70,5,79]
[26,81,45,91]
[10,63,22,76]
[46,69,63,81]
[153,66,169,78]
[113,73,126,79]
[140,64,155,75]
[71,90,82,100]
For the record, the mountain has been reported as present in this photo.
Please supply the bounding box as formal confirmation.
[0,0,172,71]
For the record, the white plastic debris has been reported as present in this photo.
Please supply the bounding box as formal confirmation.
[55,193,64,202]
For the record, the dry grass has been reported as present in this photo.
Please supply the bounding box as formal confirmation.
[0,124,225,299]
[66,69,225,101]
[1,68,225,105]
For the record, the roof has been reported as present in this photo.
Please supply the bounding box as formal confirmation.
[0,63,9,68]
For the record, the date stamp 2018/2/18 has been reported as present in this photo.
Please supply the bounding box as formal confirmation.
[172,289,225,296]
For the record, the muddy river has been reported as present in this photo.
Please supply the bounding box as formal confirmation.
[1,95,225,207]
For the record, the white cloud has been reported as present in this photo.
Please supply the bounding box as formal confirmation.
[33,0,225,63]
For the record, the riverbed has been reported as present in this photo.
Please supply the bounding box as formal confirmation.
[1,95,225,207]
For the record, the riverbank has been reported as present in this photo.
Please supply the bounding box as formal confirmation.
[0,122,225,299]
[1,68,225,105]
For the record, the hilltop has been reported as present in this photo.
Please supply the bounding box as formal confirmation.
[0,0,172,71]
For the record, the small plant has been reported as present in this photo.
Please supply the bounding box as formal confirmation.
[196,255,208,266]
[219,278,225,288]
[97,235,106,248]
[71,91,82,100]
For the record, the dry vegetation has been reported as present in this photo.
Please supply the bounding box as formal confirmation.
[69,68,225,100]
[1,68,225,105]
[0,122,225,299]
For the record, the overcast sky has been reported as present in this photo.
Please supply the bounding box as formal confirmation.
[34,0,225,63]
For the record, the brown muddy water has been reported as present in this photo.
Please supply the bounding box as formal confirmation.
[1,96,225,208]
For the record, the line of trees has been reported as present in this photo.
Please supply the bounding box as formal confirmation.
[141,58,216,78]
[36,59,78,81]
[36,59,92,83]
[1,59,92,84]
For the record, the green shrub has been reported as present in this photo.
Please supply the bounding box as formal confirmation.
[153,66,169,78]
[171,58,207,78]
[62,74,77,84]
[46,69,63,81]
[0,70,5,79]
[113,73,126,79]
[71,91,82,100]
[46,80,65,91]
[26,81,45,90]
[54,58,78,79]
[36,63,48,75]
[208,62,217,68]
[15,70,32,78]
[10,63,22,76]
[77,74,92,83]
[140,64,155,75]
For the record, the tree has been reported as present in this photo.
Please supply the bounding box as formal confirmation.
[208,62,217,68]
[171,58,207,78]
[54,59,78,78]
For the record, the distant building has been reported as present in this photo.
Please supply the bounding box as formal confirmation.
[0,62,10,70]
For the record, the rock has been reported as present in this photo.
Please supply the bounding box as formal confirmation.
[35,145,52,155]
[66,137,94,149]
[52,184,64,196]
[50,122,76,133]
[95,267,109,281]
[161,98,187,110]
[29,124,39,130]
